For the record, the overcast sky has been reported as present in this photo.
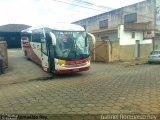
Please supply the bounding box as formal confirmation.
[0,0,144,26]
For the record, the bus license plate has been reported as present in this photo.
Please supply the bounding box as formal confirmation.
[73,68,79,72]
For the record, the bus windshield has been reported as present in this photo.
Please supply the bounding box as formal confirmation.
[53,31,89,60]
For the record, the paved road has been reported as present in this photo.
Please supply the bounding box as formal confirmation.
[0,49,160,119]
[0,49,51,85]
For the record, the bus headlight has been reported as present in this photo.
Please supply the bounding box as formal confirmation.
[58,60,66,65]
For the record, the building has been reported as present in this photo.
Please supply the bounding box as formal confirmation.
[73,0,160,62]
[0,24,30,48]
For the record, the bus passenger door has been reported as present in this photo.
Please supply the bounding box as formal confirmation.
[41,37,49,72]
[46,33,55,72]
[48,44,55,72]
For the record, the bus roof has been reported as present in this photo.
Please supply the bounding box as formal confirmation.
[22,23,85,32]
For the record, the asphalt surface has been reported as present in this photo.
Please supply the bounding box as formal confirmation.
[0,49,160,120]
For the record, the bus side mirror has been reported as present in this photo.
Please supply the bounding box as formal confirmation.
[87,33,95,44]
[49,32,56,46]
[87,33,96,61]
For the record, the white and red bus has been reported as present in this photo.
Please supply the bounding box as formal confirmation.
[21,23,95,74]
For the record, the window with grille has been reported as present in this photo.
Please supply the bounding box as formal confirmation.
[99,20,108,29]
[124,13,137,23]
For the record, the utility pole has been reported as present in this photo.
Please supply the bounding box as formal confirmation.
[153,0,157,50]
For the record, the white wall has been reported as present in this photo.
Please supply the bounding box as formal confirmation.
[118,25,152,45]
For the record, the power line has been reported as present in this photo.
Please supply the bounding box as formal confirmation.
[70,0,113,10]
[72,0,94,6]
[52,0,109,12]
[52,0,155,21]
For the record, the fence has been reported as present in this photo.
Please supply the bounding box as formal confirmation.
[89,40,110,62]
[0,41,8,72]
[90,40,152,63]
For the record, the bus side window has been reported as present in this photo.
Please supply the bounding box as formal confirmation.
[41,35,48,55]
[45,33,52,45]
[32,29,44,43]
[32,33,42,43]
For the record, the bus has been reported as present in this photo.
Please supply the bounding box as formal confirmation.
[21,23,95,74]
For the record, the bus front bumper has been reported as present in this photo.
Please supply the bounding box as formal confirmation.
[55,66,90,74]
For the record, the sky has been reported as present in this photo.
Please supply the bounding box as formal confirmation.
[0,0,144,26]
